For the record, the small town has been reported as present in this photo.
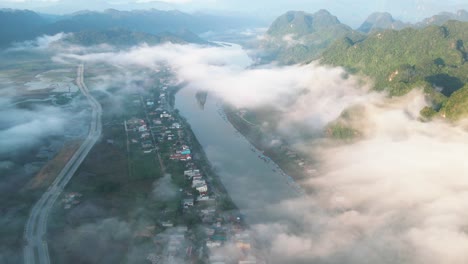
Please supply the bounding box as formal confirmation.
[1,2,467,264]
[122,73,262,264]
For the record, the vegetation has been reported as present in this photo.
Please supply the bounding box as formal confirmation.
[64,28,209,47]
[416,10,468,27]
[0,9,46,47]
[261,10,364,64]
[325,122,361,141]
[41,9,260,36]
[420,106,438,120]
[324,106,364,140]
[0,8,240,48]
[440,84,468,120]
[358,12,409,33]
[322,20,468,120]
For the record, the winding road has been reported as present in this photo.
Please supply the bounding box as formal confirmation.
[23,64,102,264]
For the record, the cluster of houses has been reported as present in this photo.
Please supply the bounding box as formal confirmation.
[126,90,182,154]
[184,168,208,197]
[170,145,192,161]
[61,192,82,209]
[162,116,260,263]
[153,226,189,264]
[205,216,259,264]
[182,167,260,264]
[126,76,261,264]
[126,117,155,153]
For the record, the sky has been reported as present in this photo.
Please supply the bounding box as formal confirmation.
[1,0,468,27]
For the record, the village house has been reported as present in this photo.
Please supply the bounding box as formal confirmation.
[140,132,151,139]
[184,169,201,179]
[170,153,192,161]
[141,140,153,149]
[196,185,208,194]
[192,179,206,188]
[183,197,194,208]
[160,111,171,118]
[206,240,222,248]
[192,175,203,181]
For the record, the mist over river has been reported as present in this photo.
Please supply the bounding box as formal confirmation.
[175,87,302,224]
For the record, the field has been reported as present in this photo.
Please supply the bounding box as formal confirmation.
[0,53,89,264]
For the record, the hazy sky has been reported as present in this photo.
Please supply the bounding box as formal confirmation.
[1,0,468,27]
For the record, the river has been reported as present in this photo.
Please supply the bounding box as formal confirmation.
[175,87,303,224]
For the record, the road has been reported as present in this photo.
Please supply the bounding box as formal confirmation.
[23,64,102,264]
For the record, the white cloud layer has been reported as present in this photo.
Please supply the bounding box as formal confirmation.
[51,41,468,263]
[251,91,468,264]
[0,104,67,155]
[56,43,378,129]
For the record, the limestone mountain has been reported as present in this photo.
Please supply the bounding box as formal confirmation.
[416,10,468,27]
[260,10,363,64]
[358,12,409,33]
[322,21,468,120]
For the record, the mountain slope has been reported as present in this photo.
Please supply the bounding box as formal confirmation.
[260,10,363,64]
[42,9,261,36]
[358,12,409,33]
[0,8,257,48]
[64,28,210,47]
[0,9,47,47]
[322,21,468,120]
[267,10,344,37]
[416,10,468,27]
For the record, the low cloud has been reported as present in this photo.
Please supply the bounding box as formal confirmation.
[56,42,376,130]
[55,218,131,264]
[8,33,67,51]
[47,40,468,263]
[152,174,178,202]
[250,91,468,264]
[0,105,67,156]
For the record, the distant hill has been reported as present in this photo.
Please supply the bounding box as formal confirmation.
[42,9,260,36]
[356,10,468,33]
[64,28,210,47]
[0,8,257,48]
[416,10,468,27]
[0,9,47,47]
[260,10,363,64]
[322,21,468,120]
[267,10,344,37]
[358,12,410,33]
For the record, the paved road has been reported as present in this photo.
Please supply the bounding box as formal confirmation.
[23,64,102,264]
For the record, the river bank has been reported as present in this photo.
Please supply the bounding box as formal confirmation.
[47,67,257,264]
[175,87,303,225]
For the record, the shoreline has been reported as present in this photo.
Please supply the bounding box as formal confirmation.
[223,104,311,194]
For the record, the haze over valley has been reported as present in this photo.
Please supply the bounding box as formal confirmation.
[1,1,468,264]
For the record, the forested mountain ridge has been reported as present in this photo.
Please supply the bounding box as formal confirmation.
[0,8,256,48]
[321,21,468,120]
[64,28,210,47]
[416,10,468,27]
[259,10,364,64]
[0,9,47,47]
[358,12,410,33]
